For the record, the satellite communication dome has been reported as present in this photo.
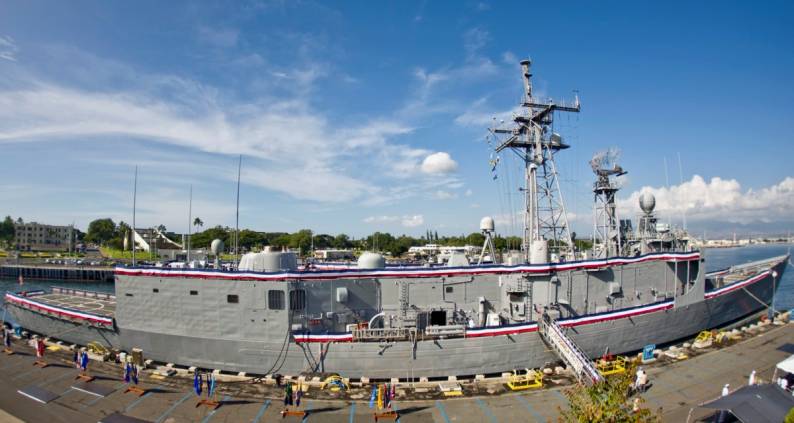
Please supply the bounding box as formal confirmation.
[210,239,224,255]
[639,192,656,214]
[357,252,386,269]
[480,216,495,232]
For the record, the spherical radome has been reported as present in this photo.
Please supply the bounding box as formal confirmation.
[480,216,495,232]
[639,192,656,214]
[210,239,224,255]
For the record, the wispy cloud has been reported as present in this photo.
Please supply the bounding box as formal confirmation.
[454,97,520,127]
[433,190,458,200]
[363,214,425,228]
[0,48,461,209]
[0,35,18,61]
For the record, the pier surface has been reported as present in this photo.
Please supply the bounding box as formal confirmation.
[0,323,791,422]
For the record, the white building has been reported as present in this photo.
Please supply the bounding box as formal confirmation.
[314,249,355,260]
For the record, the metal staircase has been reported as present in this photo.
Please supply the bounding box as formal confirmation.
[538,314,603,385]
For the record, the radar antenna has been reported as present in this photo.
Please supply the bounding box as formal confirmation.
[490,59,580,262]
[590,148,626,258]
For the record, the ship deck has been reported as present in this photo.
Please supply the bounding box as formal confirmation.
[25,293,116,318]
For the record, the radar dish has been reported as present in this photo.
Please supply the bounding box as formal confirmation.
[589,148,626,176]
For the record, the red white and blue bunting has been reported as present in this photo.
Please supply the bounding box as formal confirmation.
[4,292,114,327]
[294,268,769,343]
[116,251,702,282]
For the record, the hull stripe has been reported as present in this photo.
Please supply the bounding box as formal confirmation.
[4,293,114,327]
[294,268,769,343]
[115,252,701,282]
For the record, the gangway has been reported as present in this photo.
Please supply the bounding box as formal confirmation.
[538,314,603,385]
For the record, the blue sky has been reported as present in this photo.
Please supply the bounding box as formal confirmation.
[1,1,792,239]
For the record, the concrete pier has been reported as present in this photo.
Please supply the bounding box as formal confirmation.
[0,323,791,422]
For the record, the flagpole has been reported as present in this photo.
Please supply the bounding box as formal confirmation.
[187,185,192,264]
[132,165,138,267]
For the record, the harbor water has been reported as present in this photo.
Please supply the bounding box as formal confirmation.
[1,244,793,327]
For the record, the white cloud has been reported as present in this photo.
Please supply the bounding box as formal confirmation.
[401,215,424,227]
[454,97,520,127]
[421,152,458,174]
[363,215,400,224]
[618,175,794,224]
[502,51,517,65]
[363,214,425,228]
[433,190,457,200]
[0,62,445,206]
[463,27,489,59]
[465,189,473,197]
[0,35,18,61]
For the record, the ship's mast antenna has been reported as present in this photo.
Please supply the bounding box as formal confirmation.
[235,155,242,268]
[491,58,579,262]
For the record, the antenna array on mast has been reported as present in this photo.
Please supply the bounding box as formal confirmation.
[490,59,580,262]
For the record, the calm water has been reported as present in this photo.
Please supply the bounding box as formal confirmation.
[2,244,793,326]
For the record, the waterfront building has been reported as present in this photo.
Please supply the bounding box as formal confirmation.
[314,249,355,260]
[14,221,74,252]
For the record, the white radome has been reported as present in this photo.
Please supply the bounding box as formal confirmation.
[480,216,495,232]
[210,239,225,255]
[357,252,386,269]
[639,192,656,214]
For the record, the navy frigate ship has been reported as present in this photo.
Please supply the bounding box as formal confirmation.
[4,59,788,380]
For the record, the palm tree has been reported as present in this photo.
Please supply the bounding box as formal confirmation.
[193,217,203,233]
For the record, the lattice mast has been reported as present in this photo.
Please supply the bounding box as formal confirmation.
[492,59,580,261]
[590,150,626,258]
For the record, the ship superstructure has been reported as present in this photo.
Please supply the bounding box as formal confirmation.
[4,59,788,381]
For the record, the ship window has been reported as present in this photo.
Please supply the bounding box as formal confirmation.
[290,289,306,311]
[268,290,285,310]
[445,286,453,294]
[190,290,198,296]
[152,288,159,293]
[227,294,239,304]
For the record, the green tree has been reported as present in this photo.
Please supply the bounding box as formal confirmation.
[0,216,15,247]
[191,226,231,249]
[559,362,660,422]
[85,218,117,246]
[332,234,352,249]
[193,217,203,231]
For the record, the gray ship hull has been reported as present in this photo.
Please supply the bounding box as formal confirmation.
[4,255,786,379]
[5,306,120,349]
[116,258,785,378]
